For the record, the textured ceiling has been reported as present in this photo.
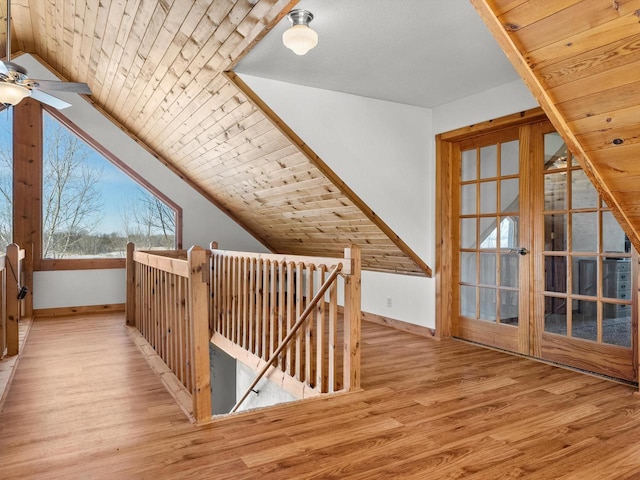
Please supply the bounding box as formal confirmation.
[235,0,521,107]
[3,0,432,275]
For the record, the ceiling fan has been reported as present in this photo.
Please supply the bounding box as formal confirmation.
[0,0,91,109]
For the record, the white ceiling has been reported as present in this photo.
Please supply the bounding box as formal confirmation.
[235,0,521,108]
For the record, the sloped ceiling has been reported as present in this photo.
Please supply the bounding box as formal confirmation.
[471,0,640,254]
[2,0,430,276]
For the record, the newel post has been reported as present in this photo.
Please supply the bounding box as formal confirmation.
[188,246,212,424]
[125,242,135,326]
[343,244,361,390]
[6,243,20,356]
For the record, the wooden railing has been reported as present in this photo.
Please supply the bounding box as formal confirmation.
[125,243,212,424]
[210,244,361,408]
[1,243,25,358]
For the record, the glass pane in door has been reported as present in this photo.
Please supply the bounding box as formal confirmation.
[603,307,631,347]
[501,290,519,326]
[572,300,597,342]
[458,139,520,327]
[541,133,633,348]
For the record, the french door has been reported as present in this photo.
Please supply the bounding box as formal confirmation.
[450,119,637,382]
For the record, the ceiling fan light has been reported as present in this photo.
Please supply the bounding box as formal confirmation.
[0,82,31,106]
[283,10,318,55]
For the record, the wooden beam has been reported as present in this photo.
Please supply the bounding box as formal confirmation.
[12,97,41,317]
[470,0,640,255]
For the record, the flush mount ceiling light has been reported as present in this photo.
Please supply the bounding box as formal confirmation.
[282,9,318,55]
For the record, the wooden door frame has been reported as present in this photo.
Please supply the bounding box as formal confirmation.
[435,107,547,340]
[436,106,639,384]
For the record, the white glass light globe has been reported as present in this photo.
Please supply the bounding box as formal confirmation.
[282,24,318,55]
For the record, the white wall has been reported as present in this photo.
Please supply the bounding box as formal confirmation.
[239,74,538,329]
[20,55,266,310]
[235,362,297,412]
[432,79,538,134]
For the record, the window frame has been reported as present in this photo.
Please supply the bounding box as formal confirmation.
[32,105,182,271]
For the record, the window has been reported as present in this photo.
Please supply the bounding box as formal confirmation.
[0,109,12,252]
[38,109,181,267]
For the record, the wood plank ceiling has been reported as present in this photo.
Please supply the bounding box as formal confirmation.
[3,0,430,276]
[472,0,640,254]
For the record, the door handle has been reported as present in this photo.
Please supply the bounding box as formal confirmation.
[509,247,528,256]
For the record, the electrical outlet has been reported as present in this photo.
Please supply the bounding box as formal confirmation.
[386,296,392,307]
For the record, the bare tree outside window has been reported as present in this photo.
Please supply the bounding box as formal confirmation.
[38,112,176,259]
[42,120,104,258]
[121,187,176,250]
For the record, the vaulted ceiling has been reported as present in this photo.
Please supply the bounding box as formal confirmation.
[472,0,640,254]
[0,0,431,275]
[6,0,639,276]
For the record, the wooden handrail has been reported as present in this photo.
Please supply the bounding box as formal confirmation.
[212,248,352,275]
[132,250,189,278]
[231,263,343,413]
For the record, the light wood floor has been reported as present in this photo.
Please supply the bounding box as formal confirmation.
[2,314,640,479]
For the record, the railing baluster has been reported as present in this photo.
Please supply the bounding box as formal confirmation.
[224,255,231,340]
[262,260,269,360]
[328,278,338,393]
[255,259,262,357]
[184,274,192,393]
[316,265,326,392]
[215,253,221,334]
[270,260,277,363]
[286,261,294,375]
[305,264,315,386]
[278,261,285,369]
[248,258,255,355]
[295,262,303,381]
[230,256,236,344]
[242,257,249,350]
[178,275,185,386]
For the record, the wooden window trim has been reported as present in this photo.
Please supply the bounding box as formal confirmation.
[15,101,182,272]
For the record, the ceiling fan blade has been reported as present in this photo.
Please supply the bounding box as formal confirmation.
[31,79,92,95]
[0,61,9,77]
[29,89,72,109]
